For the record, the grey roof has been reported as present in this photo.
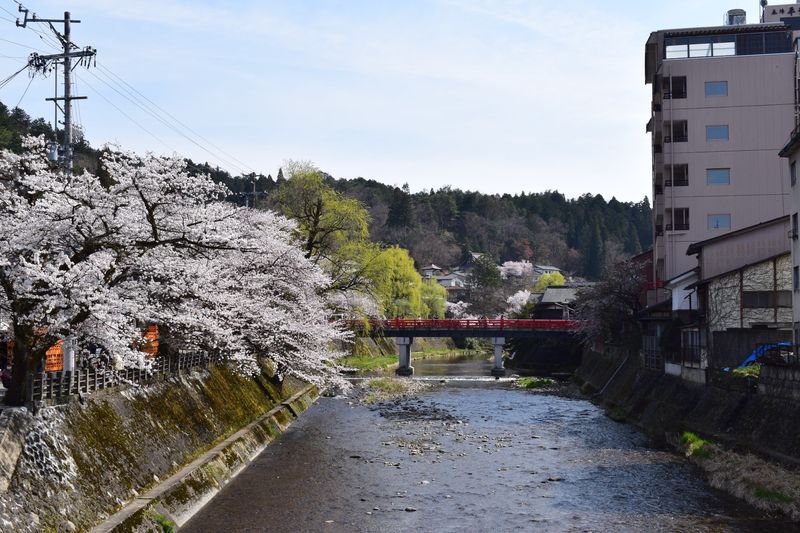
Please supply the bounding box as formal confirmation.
[422,264,442,271]
[534,265,561,272]
[539,286,577,304]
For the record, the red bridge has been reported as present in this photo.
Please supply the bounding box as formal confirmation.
[346,318,580,338]
[344,319,581,377]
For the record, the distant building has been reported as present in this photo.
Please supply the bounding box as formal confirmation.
[532,264,561,282]
[435,272,468,302]
[420,264,442,278]
[535,286,577,320]
[645,5,797,286]
[455,252,484,273]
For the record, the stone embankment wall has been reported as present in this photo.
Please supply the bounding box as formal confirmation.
[575,347,800,463]
[0,360,318,532]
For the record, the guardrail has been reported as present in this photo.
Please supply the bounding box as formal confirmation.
[27,352,223,404]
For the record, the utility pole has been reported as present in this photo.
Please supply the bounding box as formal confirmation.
[16,5,96,175]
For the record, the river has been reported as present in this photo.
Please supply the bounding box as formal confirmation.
[183,354,790,532]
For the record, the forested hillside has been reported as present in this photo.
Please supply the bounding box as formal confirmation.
[1,101,651,279]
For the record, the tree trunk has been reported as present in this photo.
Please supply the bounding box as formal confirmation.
[4,328,41,407]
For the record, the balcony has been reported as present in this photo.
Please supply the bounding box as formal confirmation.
[664,179,689,187]
[653,144,662,154]
[666,223,689,232]
[663,135,688,143]
[654,184,663,195]
[655,225,664,236]
[652,103,662,112]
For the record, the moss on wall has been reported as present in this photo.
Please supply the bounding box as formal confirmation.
[5,359,313,532]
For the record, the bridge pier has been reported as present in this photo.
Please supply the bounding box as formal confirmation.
[395,337,414,377]
[491,337,505,377]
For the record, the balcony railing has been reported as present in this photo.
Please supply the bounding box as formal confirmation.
[666,223,689,231]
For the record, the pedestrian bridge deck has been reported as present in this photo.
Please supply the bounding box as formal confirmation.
[345,318,580,338]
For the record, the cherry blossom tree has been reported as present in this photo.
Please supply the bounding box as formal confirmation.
[0,138,345,405]
[506,290,532,315]
[499,260,533,280]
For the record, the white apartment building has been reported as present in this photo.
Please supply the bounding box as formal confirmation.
[645,5,800,286]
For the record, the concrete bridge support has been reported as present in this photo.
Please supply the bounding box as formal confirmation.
[491,337,505,377]
[395,337,414,377]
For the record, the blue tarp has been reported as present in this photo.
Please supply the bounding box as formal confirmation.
[724,342,792,371]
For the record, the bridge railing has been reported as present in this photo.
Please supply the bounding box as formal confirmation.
[343,318,581,331]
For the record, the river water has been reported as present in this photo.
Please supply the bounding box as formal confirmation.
[183,355,790,532]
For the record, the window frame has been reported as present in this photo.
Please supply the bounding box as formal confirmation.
[706,168,730,185]
[706,125,729,141]
[707,213,731,230]
[705,81,728,97]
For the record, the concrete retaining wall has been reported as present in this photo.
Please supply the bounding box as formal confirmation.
[760,365,800,402]
[0,360,320,533]
[576,348,800,462]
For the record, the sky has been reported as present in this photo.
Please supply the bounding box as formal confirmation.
[0,0,771,201]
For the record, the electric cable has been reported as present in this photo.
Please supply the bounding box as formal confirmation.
[14,72,32,107]
[77,72,174,153]
[97,63,257,174]
[89,67,250,175]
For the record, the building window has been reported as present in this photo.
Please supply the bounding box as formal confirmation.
[665,164,689,186]
[669,208,689,231]
[707,214,731,230]
[742,290,792,308]
[705,81,728,97]
[706,168,730,185]
[792,161,797,187]
[706,125,729,141]
[794,266,800,292]
[663,76,687,99]
[793,213,799,240]
[665,121,688,143]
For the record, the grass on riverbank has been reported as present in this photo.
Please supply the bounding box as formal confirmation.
[359,377,427,404]
[516,377,556,390]
[676,431,800,519]
[339,349,474,372]
[681,431,714,459]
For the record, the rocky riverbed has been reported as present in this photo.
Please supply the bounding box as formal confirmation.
[183,368,791,532]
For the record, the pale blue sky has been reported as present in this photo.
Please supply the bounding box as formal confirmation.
[0,0,768,200]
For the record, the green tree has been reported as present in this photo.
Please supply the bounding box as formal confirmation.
[468,254,504,315]
[421,279,447,318]
[273,161,378,293]
[533,271,566,293]
[369,246,425,318]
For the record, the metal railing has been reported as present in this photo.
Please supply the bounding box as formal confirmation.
[641,336,664,372]
[28,352,223,404]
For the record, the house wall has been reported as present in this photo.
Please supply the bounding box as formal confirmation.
[699,218,790,280]
[706,254,791,332]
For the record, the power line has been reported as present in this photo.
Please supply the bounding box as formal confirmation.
[0,36,46,52]
[77,72,174,153]
[0,62,29,91]
[88,66,251,175]
[14,72,32,107]
[97,64,258,175]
